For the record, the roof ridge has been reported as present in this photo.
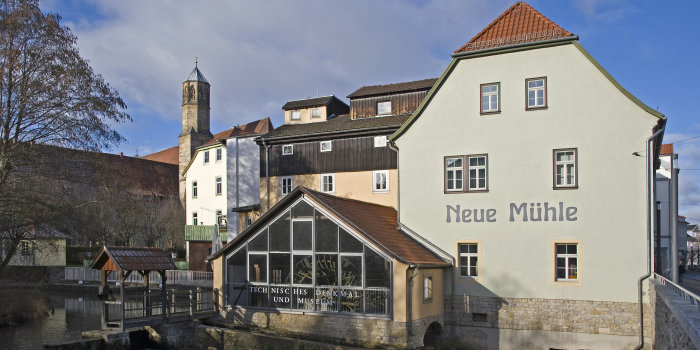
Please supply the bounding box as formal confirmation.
[303,187,397,211]
[354,77,438,90]
[286,95,335,102]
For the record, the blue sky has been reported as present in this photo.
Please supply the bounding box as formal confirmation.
[41,1,700,220]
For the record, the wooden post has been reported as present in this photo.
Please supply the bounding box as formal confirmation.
[143,270,151,317]
[196,287,201,312]
[101,269,108,329]
[120,269,125,332]
[213,288,219,313]
[189,289,194,317]
[160,270,167,324]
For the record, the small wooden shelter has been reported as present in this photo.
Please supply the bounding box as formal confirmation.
[89,246,176,330]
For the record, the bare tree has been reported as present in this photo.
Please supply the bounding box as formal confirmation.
[0,0,130,273]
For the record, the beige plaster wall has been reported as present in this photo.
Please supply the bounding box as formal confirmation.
[212,256,224,307]
[284,106,327,124]
[395,43,661,303]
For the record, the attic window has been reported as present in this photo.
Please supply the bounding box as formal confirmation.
[311,108,321,118]
[377,101,391,116]
[291,111,301,120]
[282,145,293,155]
[320,141,332,152]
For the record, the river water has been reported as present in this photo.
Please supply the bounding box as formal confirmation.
[0,288,103,350]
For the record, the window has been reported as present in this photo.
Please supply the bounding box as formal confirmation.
[526,77,547,109]
[215,176,222,195]
[374,136,387,148]
[445,157,464,192]
[20,241,30,256]
[423,275,433,302]
[458,243,478,277]
[216,148,222,161]
[204,150,210,164]
[480,83,500,114]
[553,149,577,188]
[192,212,198,225]
[377,101,391,116]
[291,110,301,120]
[373,170,389,193]
[320,141,332,152]
[555,243,578,281]
[282,145,293,155]
[311,108,321,118]
[281,176,293,196]
[246,215,253,228]
[192,181,198,199]
[467,155,488,191]
[321,174,335,193]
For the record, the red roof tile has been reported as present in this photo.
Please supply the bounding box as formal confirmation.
[660,143,673,155]
[201,118,272,147]
[141,145,178,165]
[454,1,574,54]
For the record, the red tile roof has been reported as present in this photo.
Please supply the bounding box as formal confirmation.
[201,118,272,147]
[454,1,574,54]
[141,145,178,165]
[660,143,673,155]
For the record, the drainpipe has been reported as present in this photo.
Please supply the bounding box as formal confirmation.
[407,264,420,337]
[634,126,664,350]
[670,153,678,283]
[235,138,240,238]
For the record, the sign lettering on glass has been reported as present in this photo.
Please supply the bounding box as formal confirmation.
[446,202,578,223]
[249,286,359,306]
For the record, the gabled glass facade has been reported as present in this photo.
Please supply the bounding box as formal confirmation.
[225,199,392,316]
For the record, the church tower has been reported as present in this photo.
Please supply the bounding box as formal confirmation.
[179,61,213,201]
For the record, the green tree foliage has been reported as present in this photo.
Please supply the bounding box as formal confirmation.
[0,0,130,272]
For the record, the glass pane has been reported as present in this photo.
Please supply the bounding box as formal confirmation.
[291,200,314,219]
[293,221,312,251]
[249,285,267,307]
[341,256,362,287]
[460,266,468,276]
[315,211,338,252]
[470,157,478,166]
[269,211,290,252]
[459,256,469,267]
[365,249,390,288]
[291,286,314,311]
[293,255,313,285]
[248,230,268,252]
[365,289,388,315]
[269,253,290,284]
[556,257,565,268]
[568,244,577,254]
[226,248,247,284]
[341,289,363,313]
[249,254,267,283]
[316,287,339,312]
[569,267,578,279]
[470,178,476,189]
[556,267,566,279]
[470,266,477,276]
[556,245,566,254]
[459,244,468,254]
[478,157,485,166]
[469,244,477,253]
[482,96,488,108]
[340,229,363,253]
[316,254,338,286]
[269,285,291,309]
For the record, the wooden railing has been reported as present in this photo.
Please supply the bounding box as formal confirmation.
[65,267,212,286]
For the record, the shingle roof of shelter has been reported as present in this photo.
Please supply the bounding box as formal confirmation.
[282,95,347,111]
[453,1,575,54]
[89,246,177,271]
[347,78,437,99]
[258,113,410,143]
[210,187,448,266]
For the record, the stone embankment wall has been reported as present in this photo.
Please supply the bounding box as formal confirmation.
[651,280,700,350]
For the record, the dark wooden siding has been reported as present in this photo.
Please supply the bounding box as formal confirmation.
[327,98,350,116]
[261,135,397,177]
[350,90,429,119]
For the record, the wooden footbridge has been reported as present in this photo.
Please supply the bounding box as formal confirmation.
[89,246,218,331]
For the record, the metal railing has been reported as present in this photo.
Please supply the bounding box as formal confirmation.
[65,267,212,286]
[653,272,700,311]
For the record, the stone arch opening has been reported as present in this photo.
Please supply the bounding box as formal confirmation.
[423,321,443,347]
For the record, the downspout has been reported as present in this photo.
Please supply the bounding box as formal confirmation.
[407,264,420,338]
[634,126,664,350]
[235,138,240,237]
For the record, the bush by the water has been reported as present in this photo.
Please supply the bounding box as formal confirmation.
[0,289,50,327]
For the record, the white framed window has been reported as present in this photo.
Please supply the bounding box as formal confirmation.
[458,243,478,277]
[555,243,578,281]
[216,148,222,161]
[445,157,464,192]
[192,212,198,226]
[321,174,335,193]
[373,170,389,193]
[282,145,293,155]
[423,275,433,302]
[192,181,198,198]
[280,176,293,196]
[480,83,500,113]
[204,150,210,164]
[374,135,387,148]
[377,101,391,115]
[291,110,301,120]
[467,155,488,191]
[320,141,332,152]
[311,108,321,118]
[20,241,30,256]
[526,77,547,109]
[554,149,577,188]
[215,176,222,195]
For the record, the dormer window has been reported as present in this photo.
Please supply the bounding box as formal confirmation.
[377,101,391,116]
[291,111,301,120]
[282,145,293,155]
[311,108,321,118]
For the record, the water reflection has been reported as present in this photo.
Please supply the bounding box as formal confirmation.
[0,289,102,350]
